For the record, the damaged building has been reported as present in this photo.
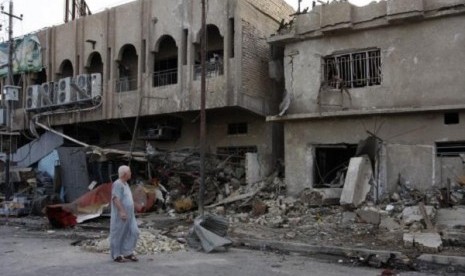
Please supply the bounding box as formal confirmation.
[268,0,465,200]
[0,0,294,201]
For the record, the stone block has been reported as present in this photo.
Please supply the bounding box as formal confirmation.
[356,207,381,225]
[402,205,436,226]
[340,156,373,208]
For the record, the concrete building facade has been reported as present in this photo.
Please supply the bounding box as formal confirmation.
[3,0,294,177]
[268,0,465,198]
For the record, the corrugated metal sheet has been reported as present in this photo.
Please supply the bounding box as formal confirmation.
[38,150,59,178]
[13,131,63,167]
[57,147,89,203]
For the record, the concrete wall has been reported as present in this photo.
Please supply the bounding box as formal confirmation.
[274,0,465,115]
[270,0,465,196]
[11,0,292,129]
[284,112,465,196]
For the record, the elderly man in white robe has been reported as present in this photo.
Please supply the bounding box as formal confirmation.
[110,165,140,262]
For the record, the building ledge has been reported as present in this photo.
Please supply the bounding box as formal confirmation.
[266,104,465,122]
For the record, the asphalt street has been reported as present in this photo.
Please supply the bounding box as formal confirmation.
[0,225,438,276]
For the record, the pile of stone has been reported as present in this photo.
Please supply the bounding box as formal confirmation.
[79,230,186,254]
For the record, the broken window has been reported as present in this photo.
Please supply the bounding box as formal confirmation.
[116,44,138,92]
[153,35,178,87]
[217,146,257,165]
[227,122,247,135]
[436,141,465,157]
[314,144,357,188]
[194,24,224,80]
[322,49,381,89]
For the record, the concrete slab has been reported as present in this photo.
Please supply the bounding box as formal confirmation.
[404,232,442,253]
[340,156,372,208]
[436,207,465,230]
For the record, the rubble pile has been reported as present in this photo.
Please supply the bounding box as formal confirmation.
[79,230,186,254]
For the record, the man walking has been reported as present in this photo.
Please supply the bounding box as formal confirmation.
[110,165,140,262]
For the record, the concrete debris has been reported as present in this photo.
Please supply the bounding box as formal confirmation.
[356,206,381,225]
[379,216,401,231]
[187,214,232,253]
[340,156,373,208]
[403,232,442,253]
[402,205,436,226]
[300,188,342,206]
[79,230,186,254]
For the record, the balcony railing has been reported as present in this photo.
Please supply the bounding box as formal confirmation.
[194,60,224,80]
[115,77,137,92]
[153,68,178,87]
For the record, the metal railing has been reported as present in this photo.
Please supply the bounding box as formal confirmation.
[322,49,381,89]
[153,68,178,87]
[115,77,137,92]
[194,60,224,80]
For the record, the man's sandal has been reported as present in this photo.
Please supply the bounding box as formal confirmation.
[124,254,139,262]
[114,256,125,263]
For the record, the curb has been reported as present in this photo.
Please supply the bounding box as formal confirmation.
[232,237,407,268]
[414,254,465,273]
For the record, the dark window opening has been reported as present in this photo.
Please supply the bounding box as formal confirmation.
[59,59,74,79]
[217,146,257,165]
[34,68,47,84]
[194,24,224,80]
[323,49,381,89]
[314,145,357,188]
[106,48,112,79]
[142,39,147,73]
[182,29,188,66]
[116,44,138,92]
[436,141,465,157]
[228,122,247,135]
[87,52,103,76]
[154,35,178,87]
[444,112,459,125]
[228,18,235,58]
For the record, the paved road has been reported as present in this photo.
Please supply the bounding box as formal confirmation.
[0,225,437,276]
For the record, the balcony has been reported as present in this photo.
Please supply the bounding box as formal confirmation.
[153,68,178,87]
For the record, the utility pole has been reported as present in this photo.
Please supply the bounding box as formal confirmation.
[198,0,207,217]
[1,0,22,201]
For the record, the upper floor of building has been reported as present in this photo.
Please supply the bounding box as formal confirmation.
[268,0,465,119]
[2,0,294,130]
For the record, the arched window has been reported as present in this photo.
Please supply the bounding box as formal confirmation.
[153,35,178,87]
[86,52,103,76]
[59,59,74,78]
[116,44,138,92]
[195,24,224,79]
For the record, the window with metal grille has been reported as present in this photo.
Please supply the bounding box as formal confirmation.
[322,49,381,89]
[227,122,248,135]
